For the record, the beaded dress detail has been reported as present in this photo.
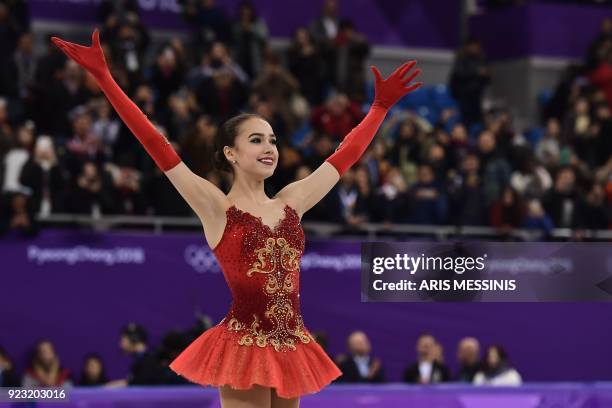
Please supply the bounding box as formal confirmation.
[169,204,342,398]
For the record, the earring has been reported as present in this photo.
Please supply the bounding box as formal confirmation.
[233,160,237,164]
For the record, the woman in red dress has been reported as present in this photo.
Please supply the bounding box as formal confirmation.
[52,30,421,407]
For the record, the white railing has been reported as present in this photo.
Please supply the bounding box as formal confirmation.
[34,213,612,241]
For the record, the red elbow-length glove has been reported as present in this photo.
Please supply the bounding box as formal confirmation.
[325,61,422,176]
[52,29,181,172]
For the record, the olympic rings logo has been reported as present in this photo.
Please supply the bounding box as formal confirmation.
[184,245,221,273]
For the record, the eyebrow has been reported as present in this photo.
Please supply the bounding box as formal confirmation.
[248,133,276,138]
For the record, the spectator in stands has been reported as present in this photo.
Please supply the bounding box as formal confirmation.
[582,183,609,229]
[194,62,248,123]
[378,165,411,223]
[489,185,525,232]
[0,2,22,57]
[188,41,248,88]
[2,121,33,195]
[589,39,612,110]
[407,163,448,225]
[91,98,120,157]
[403,333,450,384]
[477,130,512,206]
[164,93,198,145]
[19,135,66,216]
[473,345,522,386]
[524,199,555,238]
[586,17,612,70]
[180,0,230,61]
[354,165,377,221]
[324,168,371,226]
[180,114,217,177]
[106,160,148,215]
[288,27,325,106]
[0,345,20,387]
[48,59,94,138]
[334,19,370,102]
[63,107,106,176]
[335,331,384,383]
[308,0,339,86]
[542,166,584,229]
[23,340,72,387]
[252,53,302,133]
[149,45,186,117]
[536,118,563,169]
[65,161,116,215]
[6,32,36,109]
[0,190,37,235]
[231,0,268,79]
[78,353,109,386]
[563,97,595,159]
[312,92,363,141]
[593,99,612,167]
[0,98,14,158]
[102,11,150,87]
[386,116,421,186]
[426,142,450,183]
[455,337,481,383]
[108,323,162,386]
[448,155,487,226]
[449,38,490,128]
[447,123,471,170]
[510,152,552,199]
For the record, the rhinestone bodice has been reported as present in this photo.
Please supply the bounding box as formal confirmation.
[212,204,314,352]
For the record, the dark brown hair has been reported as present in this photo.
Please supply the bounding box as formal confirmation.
[213,113,263,173]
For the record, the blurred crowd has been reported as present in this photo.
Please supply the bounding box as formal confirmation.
[0,320,521,388]
[0,0,610,238]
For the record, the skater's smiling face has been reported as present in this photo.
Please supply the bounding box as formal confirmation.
[221,116,278,180]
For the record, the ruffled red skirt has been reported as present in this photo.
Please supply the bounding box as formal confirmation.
[169,322,342,399]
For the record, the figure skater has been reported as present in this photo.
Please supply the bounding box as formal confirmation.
[52,29,421,408]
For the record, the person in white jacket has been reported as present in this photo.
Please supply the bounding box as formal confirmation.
[473,345,522,386]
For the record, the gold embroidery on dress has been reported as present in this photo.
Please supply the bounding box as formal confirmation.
[227,237,313,352]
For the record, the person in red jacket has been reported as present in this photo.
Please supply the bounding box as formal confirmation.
[311,92,364,141]
[589,50,612,109]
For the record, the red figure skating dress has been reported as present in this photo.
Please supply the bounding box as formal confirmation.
[169,203,342,398]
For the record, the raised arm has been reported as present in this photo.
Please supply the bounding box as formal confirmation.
[52,29,227,221]
[275,61,422,217]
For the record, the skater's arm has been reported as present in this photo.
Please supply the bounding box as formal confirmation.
[275,61,422,217]
[52,29,226,221]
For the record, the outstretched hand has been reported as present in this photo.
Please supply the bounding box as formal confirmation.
[371,61,422,110]
[51,29,110,79]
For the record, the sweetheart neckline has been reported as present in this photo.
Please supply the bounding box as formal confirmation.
[229,204,294,232]
[211,204,299,252]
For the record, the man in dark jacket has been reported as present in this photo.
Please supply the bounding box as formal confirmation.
[449,38,490,128]
[335,331,384,383]
[119,323,163,385]
[403,333,450,384]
